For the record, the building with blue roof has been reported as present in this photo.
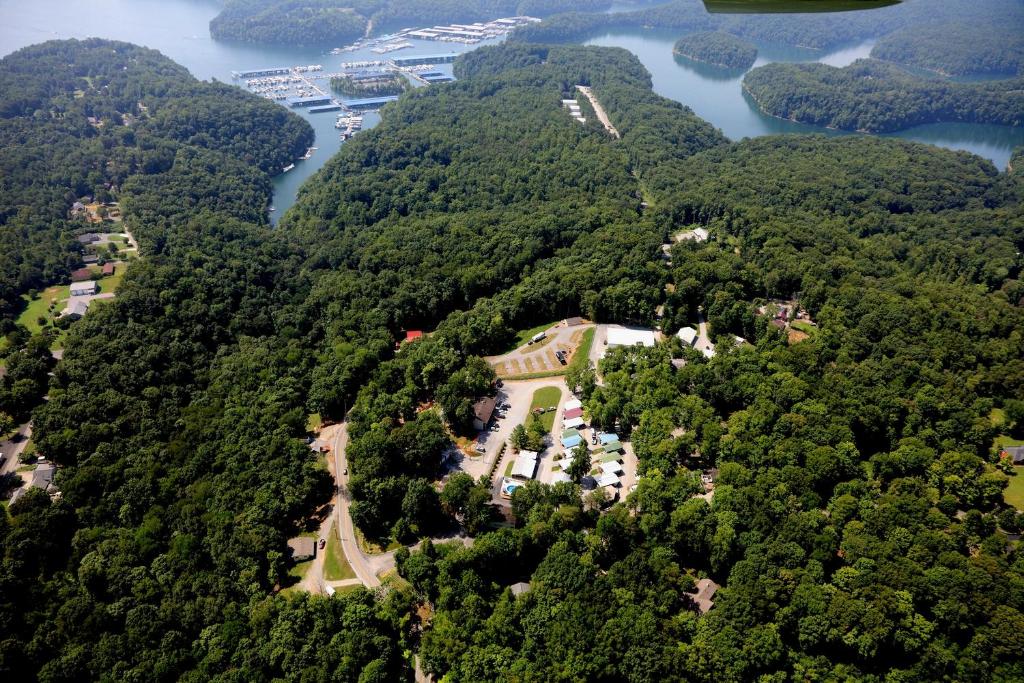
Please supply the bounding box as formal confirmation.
[287,95,332,108]
[345,96,400,110]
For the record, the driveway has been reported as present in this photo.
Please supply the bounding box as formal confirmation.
[488,379,570,501]
[1,422,32,479]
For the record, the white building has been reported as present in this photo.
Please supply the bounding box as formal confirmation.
[676,326,698,347]
[511,450,539,480]
[677,227,709,243]
[70,281,98,297]
[606,327,657,349]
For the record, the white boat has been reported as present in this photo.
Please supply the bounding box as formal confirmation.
[282,164,295,173]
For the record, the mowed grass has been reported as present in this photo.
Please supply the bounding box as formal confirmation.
[323,526,356,581]
[1004,467,1024,510]
[530,386,562,432]
[16,286,69,334]
[504,321,559,354]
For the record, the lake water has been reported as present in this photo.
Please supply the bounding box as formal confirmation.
[585,28,1024,168]
[1,0,1021,219]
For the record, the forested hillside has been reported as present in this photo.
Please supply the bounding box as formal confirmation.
[872,20,1024,77]
[0,39,312,327]
[3,33,1024,683]
[743,59,1024,133]
[673,31,757,70]
[511,0,1024,52]
[209,0,613,47]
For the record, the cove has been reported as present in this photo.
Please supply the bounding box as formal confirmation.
[1,0,1021,220]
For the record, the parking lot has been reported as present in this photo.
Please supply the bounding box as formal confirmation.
[486,322,593,377]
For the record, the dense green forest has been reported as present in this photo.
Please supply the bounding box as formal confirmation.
[4,30,1024,683]
[0,39,312,331]
[673,31,757,70]
[511,0,1024,52]
[871,20,1024,77]
[209,0,613,47]
[743,59,1024,133]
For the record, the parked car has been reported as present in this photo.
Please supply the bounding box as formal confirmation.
[489,424,500,432]
[319,538,326,550]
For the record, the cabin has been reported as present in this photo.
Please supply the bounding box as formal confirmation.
[472,396,496,431]
[70,268,94,282]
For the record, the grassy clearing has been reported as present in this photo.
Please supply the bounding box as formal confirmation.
[790,320,817,336]
[306,413,322,432]
[568,327,595,371]
[97,268,125,294]
[323,526,356,581]
[996,435,1024,449]
[16,286,69,334]
[530,386,562,432]
[356,527,402,555]
[1005,467,1024,510]
[379,569,411,591]
[504,321,559,354]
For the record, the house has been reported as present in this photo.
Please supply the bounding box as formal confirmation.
[1003,446,1024,465]
[511,450,539,480]
[551,470,572,484]
[600,461,623,475]
[82,254,99,265]
[77,233,101,244]
[563,406,584,420]
[404,330,423,343]
[564,399,582,412]
[70,268,94,282]
[677,227,709,243]
[605,326,657,349]
[70,201,87,216]
[11,462,57,505]
[509,582,531,597]
[472,396,496,431]
[602,440,623,454]
[65,300,90,318]
[102,262,115,276]
[596,471,620,488]
[677,326,698,347]
[286,537,316,562]
[561,429,583,449]
[70,281,98,297]
[563,416,585,430]
[687,578,719,614]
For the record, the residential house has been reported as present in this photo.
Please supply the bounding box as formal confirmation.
[472,396,496,431]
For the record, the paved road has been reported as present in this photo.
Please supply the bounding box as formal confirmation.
[576,85,621,139]
[1,422,32,479]
[328,423,382,588]
[324,422,472,590]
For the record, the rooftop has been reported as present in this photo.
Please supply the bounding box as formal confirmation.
[606,326,657,348]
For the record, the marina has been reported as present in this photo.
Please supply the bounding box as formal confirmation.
[331,16,539,53]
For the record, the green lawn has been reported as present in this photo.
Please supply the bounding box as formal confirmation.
[996,435,1024,449]
[530,386,562,432]
[16,286,69,334]
[1005,467,1024,510]
[97,268,125,294]
[990,408,1007,428]
[790,320,817,336]
[568,327,596,371]
[504,320,559,354]
[323,526,356,581]
[306,413,322,432]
